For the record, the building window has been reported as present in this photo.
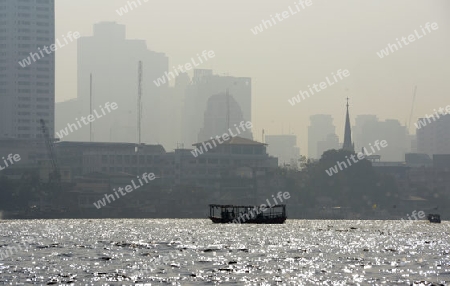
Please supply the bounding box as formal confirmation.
[243,146,253,155]
[208,158,218,164]
[232,146,241,154]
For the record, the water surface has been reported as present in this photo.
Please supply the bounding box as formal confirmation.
[0,219,449,285]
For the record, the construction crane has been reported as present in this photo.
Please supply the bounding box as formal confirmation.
[40,119,61,190]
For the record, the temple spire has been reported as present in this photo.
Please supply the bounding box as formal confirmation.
[342,97,354,152]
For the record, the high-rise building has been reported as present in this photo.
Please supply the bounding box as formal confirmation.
[0,0,55,139]
[198,92,251,142]
[56,22,168,144]
[417,114,450,156]
[183,69,251,146]
[353,115,408,161]
[158,73,190,150]
[353,114,378,151]
[308,114,336,159]
[317,133,339,158]
[265,135,300,167]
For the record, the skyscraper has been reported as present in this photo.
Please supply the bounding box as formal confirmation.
[265,135,300,167]
[354,115,408,161]
[317,133,339,159]
[308,114,337,159]
[198,92,251,142]
[417,114,450,156]
[183,69,252,146]
[55,22,168,144]
[0,0,55,139]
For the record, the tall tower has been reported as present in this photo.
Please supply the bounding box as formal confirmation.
[308,114,336,159]
[0,0,55,139]
[74,22,168,144]
[342,98,354,152]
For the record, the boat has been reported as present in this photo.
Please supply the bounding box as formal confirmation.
[208,204,286,224]
[427,214,441,223]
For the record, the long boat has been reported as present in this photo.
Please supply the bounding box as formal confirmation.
[209,204,286,224]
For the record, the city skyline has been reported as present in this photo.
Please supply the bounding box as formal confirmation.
[1,3,449,283]
[51,0,449,155]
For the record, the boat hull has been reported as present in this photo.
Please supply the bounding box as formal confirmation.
[209,216,286,224]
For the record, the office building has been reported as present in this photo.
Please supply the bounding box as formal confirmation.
[0,0,55,139]
[416,114,450,156]
[56,22,168,144]
[354,115,408,161]
[183,69,252,146]
[308,114,337,159]
[265,135,300,167]
[317,133,339,158]
[198,92,251,142]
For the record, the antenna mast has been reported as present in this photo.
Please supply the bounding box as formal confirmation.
[138,61,143,145]
[90,73,92,142]
[226,88,230,129]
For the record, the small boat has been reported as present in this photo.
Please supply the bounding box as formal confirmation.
[427,214,441,223]
[209,204,286,224]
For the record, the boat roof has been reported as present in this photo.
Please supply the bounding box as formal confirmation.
[209,204,285,208]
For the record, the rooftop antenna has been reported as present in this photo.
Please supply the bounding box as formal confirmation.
[90,73,93,142]
[262,129,265,143]
[226,88,230,129]
[137,61,143,145]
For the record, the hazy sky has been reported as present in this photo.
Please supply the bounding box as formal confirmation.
[55,0,450,153]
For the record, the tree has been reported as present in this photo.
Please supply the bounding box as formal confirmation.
[298,149,400,213]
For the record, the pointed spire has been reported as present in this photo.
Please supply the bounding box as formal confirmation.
[342,97,354,152]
